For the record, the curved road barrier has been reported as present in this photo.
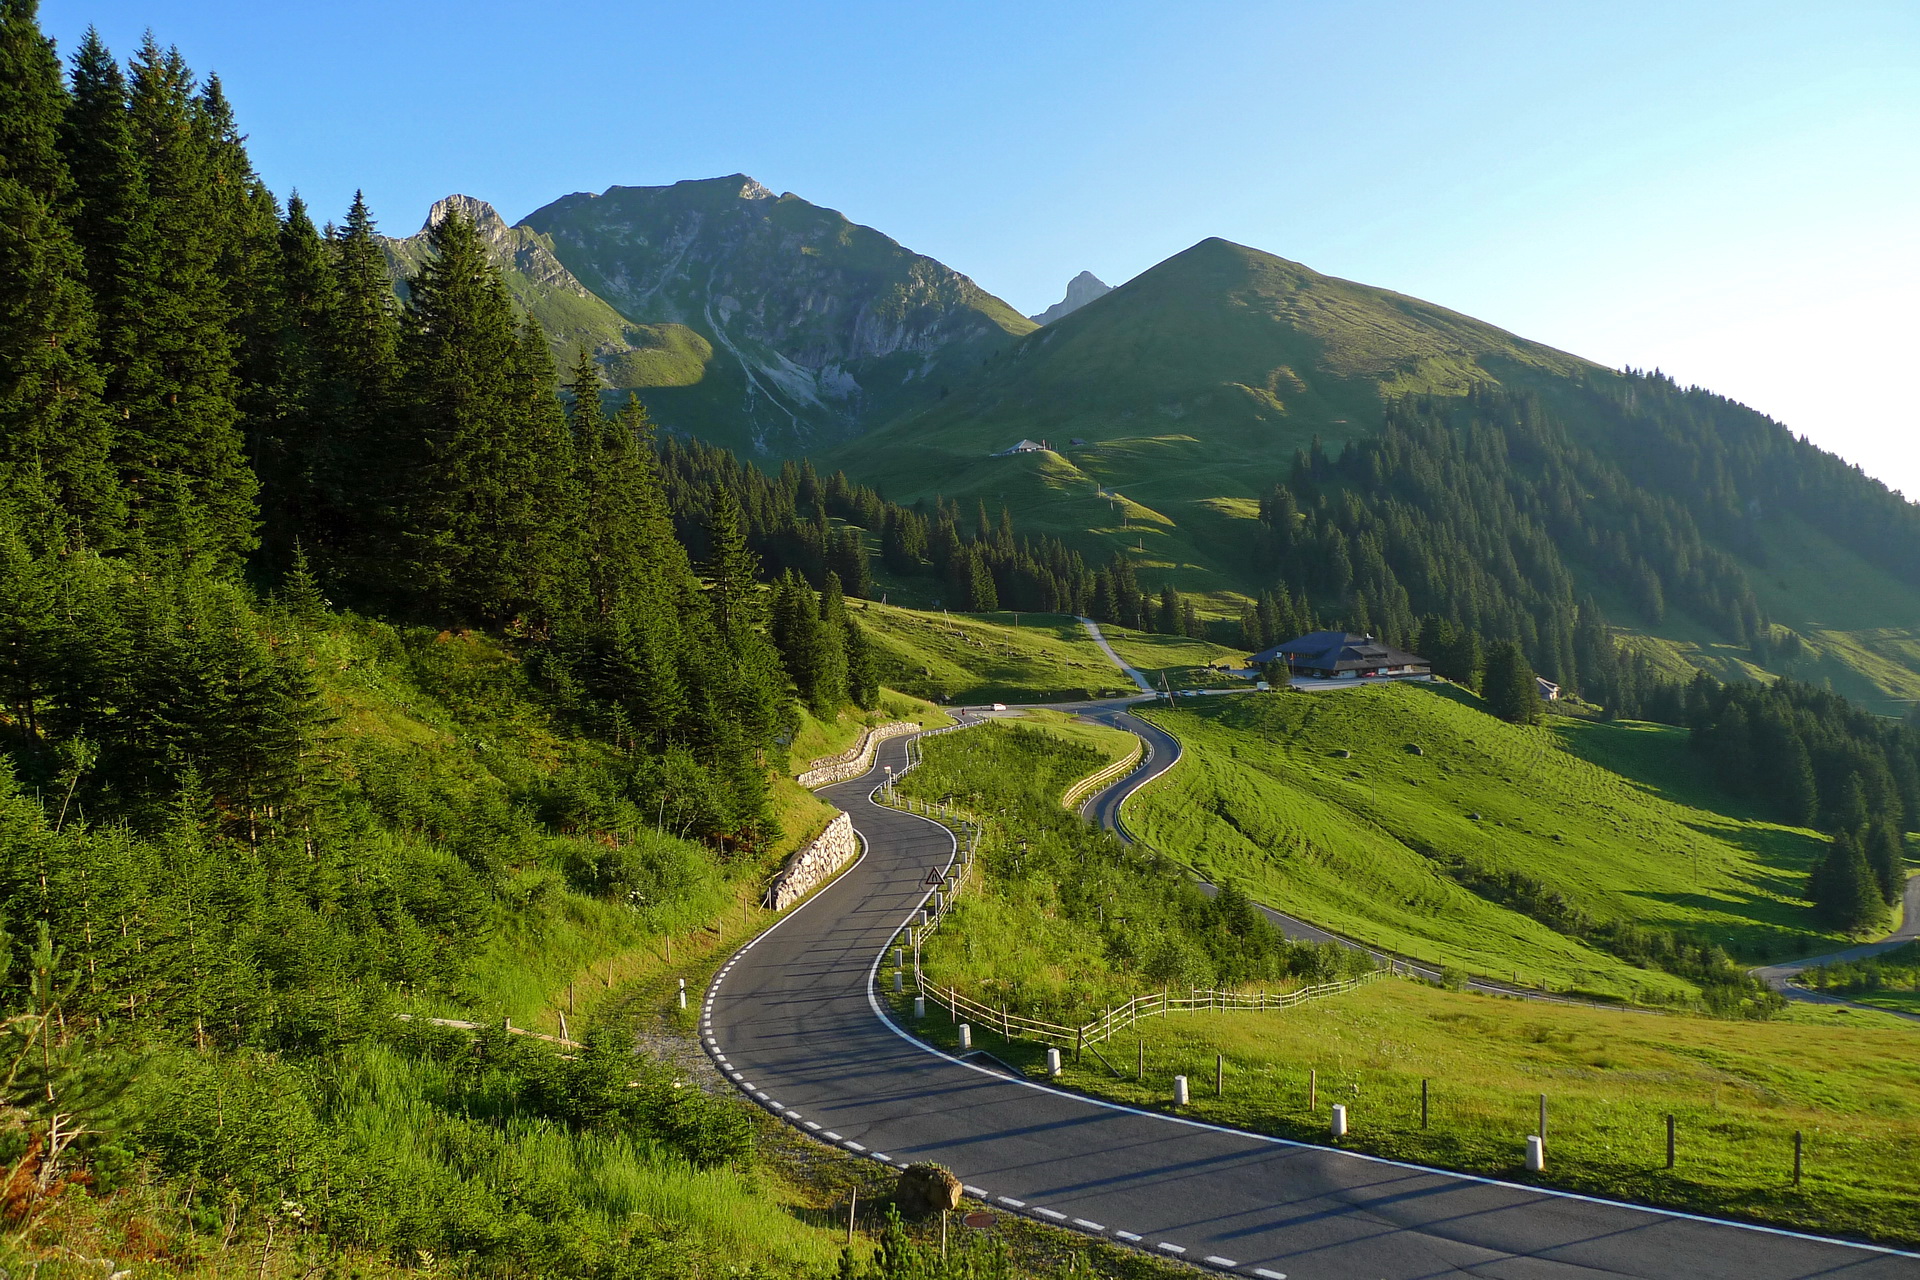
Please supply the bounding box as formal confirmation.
[697,729,1916,1278]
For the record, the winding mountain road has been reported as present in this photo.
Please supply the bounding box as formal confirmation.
[700,725,1916,1278]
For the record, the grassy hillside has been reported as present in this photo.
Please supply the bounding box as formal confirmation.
[893,695,1920,1247]
[854,604,1248,705]
[857,606,1130,703]
[1126,685,1839,1002]
[827,238,1593,596]
[977,981,1920,1247]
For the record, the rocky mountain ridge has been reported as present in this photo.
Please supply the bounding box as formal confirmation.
[1030,270,1112,324]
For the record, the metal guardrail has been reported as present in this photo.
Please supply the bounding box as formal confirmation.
[1059,737,1145,813]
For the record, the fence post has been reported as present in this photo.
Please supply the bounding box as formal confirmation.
[1137,1039,1145,1081]
[1309,1068,1317,1112]
[1216,1053,1224,1097]
[1793,1130,1803,1186]
[1076,1027,1084,1064]
[1422,1078,1429,1130]
[1666,1114,1675,1169]
[1539,1094,1547,1148]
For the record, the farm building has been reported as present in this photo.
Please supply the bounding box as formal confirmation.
[993,439,1048,456]
[1249,631,1432,680]
[1536,676,1561,701]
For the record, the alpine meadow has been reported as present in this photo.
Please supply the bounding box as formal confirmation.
[2,2,1918,1278]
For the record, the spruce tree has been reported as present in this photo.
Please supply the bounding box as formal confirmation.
[117,36,257,571]
[0,0,118,550]
[314,191,401,591]
[1483,640,1543,724]
[813,572,851,714]
[396,207,539,621]
[1808,830,1885,934]
[251,193,337,569]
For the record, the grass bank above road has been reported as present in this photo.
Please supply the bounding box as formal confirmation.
[858,603,1247,704]
[861,605,1133,704]
[1127,686,1835,1005]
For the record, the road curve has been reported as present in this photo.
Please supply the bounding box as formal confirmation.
[701,731,1914,1279]
[1751,873,1920,1024]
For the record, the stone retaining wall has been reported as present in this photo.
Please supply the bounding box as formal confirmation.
[765,812,859,911]
[797,720,919,788]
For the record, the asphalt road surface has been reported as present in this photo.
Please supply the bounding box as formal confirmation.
[702,730,1916,1279]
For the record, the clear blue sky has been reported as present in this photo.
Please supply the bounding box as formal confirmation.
[41,0,1920,494]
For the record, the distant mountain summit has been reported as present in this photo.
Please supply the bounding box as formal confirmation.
[518,175,1034,453]
[1030,270,1112,324]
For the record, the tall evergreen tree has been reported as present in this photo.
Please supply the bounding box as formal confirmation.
[114,36,256,570]
[0,0,118,550]
[1483,640,1543,725]
[1808,830,1885,934]
[250,193,337,569]
[312,191,401,591]
[396,207,544,621]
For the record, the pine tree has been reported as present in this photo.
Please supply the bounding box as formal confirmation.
[396,207,538,620]
[251,193,337,569]
[0,0,118,550]
[1808,830,1885,934]
[1863,821,1905,908]
[114,36,257,571]
[1483,640,1543,724]
[813,572,851,713]
[842,605,879,711]
[313,191,401,591]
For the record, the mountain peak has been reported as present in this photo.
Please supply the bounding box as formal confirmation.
[423,193,505,235]
[1030,270,1112,325]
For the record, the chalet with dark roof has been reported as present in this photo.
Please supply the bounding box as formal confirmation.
[1249,631,1431,680]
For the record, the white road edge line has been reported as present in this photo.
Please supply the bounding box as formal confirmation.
[1202,1257,1238,1268]
[852,796,1920,1266]
[997,1197,1026,1209]
[1156,1243,1186,1255]
[962,1186,987,1197]
[1036,1208,1067,1221]
[1071,1218,1104,1232]
[1251,1270,1288,1279]
[1115,1232,1142,1243]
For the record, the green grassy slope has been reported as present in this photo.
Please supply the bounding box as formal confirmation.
[1126,685,1840,1000]
[1020,982,1920,1246]
[856,605,1132,703]
[825,238,1594,594]
[854,604,1247,703]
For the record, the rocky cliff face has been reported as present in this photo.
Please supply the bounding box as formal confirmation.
[383,196,713,390]
[1030,270,1112,325]
[519,175,1035,453]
